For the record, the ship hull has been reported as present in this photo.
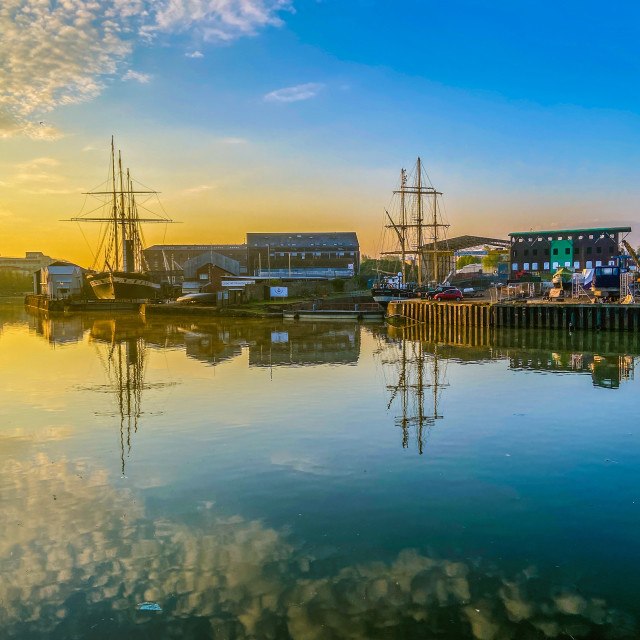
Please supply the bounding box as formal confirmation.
[88,271,160,301]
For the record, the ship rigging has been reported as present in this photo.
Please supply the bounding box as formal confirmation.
[68,137,174,300]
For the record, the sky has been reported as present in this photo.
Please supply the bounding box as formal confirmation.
[1,0,639,266]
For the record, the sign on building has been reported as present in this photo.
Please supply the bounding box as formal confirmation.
[270,286,288,298]
[221,280,255,287]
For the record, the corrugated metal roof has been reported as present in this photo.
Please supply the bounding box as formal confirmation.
[246,232,359,249]
[183,251,240,277]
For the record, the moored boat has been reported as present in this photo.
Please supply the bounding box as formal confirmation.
[70,137,173,301]
[370,158,450,305]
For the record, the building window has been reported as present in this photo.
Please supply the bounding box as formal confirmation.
[589,234,593,239]
[565,247,570,255]
[564,261,571,267]
[524,249,529,257]
[552,248,558,255]
[512,262,518,271]
[574,261,580,269]
[586,261,592,268]
[587,247,592,254]
[558,236,563,240]
[553,262,559,269]
[596,247,602,254]
[532,262,538,270]
[544,248,549,255]
[548,236,553,241]
[544,262,550,270]
[512,250,517,258]
[609,246,614,253]
[578,235,583,239]
[199,273,208,280]
[596,261,602,266]
[533,249,538,256]
[574,247,579,254]
[524,263,530,270]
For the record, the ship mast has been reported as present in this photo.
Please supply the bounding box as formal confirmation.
[400,169,407,285]
[118,151,127,272]
[416,157,423,286]
[68,137,174,272]
[111,137,119,271]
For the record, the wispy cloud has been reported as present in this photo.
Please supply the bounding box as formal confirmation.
[0,0,294,139]
[184,184,216,194]
[122,70,152,83]
[186,51,204,58]
[218,137,249,144]
[264,82,324,103]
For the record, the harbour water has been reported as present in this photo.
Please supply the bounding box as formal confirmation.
[1,300,639,639]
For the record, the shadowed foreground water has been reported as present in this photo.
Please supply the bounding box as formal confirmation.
[0,302,638,639]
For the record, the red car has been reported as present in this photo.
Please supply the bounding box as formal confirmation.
[433,288,463,301]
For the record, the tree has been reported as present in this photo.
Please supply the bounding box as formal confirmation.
[482,249,508,271]
[456,255,481,269]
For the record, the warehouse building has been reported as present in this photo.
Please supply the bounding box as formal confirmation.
[246,232,359,279]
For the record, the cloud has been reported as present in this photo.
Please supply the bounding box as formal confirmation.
[0,0,294,139]
[144,0,293,41]
[122,70,152,83]
[264,82,324,103]
[217,137,248,144]
[184,184,215,194]
[185,50,204,58]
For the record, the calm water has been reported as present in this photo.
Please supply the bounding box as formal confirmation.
[1,300,639,639]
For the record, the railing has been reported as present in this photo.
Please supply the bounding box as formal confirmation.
[288,302,382,312]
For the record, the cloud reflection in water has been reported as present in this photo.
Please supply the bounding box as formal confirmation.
[0,454,635,639]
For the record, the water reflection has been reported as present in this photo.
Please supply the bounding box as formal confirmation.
[378,336,448,454]
[27,311,361,368]
[89,319,151,476]
[0,452,635,639]
[377,323,640,452]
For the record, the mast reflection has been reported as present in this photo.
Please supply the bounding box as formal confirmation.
[90,318,156,476]
[379,328,448,454]
[374,322,640,453]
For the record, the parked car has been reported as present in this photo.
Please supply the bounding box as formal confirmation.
[421,285,457,300]
[433,288,463,301]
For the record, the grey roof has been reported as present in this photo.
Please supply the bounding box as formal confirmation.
[183,251,240,278]
[247,232,359,250]
[420,235,509,252]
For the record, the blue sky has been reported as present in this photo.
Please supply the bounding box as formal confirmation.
[1,0,639,261]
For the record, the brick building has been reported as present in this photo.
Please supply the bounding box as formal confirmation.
[246,232,359,279]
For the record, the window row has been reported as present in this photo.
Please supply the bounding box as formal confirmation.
[513,246,613,257]
[512,260,617,271]
[514,233,611,242]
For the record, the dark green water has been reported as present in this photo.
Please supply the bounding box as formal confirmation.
[0,302,638,639]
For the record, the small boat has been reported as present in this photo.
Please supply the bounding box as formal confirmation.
[176,292,218,304]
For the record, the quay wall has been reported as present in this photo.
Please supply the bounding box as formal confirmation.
[387,300,640,332]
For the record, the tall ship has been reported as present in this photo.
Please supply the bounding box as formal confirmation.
[371,158,450,305]
[70,138,172,300]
